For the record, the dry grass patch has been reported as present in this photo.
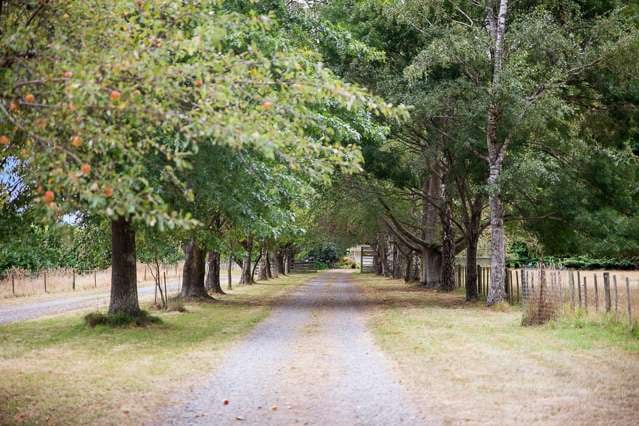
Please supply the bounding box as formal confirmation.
[354,273,639,425]
[0,274,311,425]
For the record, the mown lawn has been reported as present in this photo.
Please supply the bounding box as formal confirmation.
[354,273,639,425]
[0,274,310,425]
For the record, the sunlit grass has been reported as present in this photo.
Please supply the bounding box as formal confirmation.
[0,274,310,425]
[353,273,639,425]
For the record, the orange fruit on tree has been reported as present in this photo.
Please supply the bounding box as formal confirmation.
[0,135,9,145]
[24,93,35,103]
[81,163,91,175]
[109,90,121,101]
[103,186,113,197]
[63,71,73,78]
[43,191,55,204]
[71,135,82,147]
[9,101,19,112]
[261,100,273,110]
[195,79,203,87]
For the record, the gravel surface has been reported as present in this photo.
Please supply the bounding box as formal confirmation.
[163,271,427,425]
[0,282,180,324]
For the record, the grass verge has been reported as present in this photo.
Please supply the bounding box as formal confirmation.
[0,273,310,425]
[353,273,639,425]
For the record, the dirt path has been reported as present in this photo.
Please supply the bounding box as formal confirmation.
[163,270,426,425]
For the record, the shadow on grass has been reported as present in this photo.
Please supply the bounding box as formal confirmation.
[219,272,481,312]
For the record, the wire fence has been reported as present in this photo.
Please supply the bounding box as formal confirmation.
[456,264,639,325]
[0,263,184,299]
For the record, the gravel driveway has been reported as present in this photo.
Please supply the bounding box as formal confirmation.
[163,270,427,425]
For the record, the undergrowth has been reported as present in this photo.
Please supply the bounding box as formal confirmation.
[84,310,162,328]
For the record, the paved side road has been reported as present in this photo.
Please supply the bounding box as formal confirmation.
[163,271,427,425]
[0,282,180,325]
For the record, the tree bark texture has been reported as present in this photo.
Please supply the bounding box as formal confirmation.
[108,217,140,315]
[422,171,442,287]
[205,250,224,294]
[181,239,209,298]
[240,238,254,285]
[439,178,456,291]
[486,0,509,306]
[258,246,269,281]
[276,250,285,276]
[270,251,279,278]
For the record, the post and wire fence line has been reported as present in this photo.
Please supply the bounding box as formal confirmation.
[0,263,184,299]
[455,264,639,325]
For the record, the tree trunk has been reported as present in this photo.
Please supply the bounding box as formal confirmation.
[374,241,383,275]
[276,250,286,276]
[227,256,233,290]
[486,159,506,304]
[108,217,140,315]
[403,252,413,282]
[181,239,209,298]
[285,246,293,273]
[266,250,273,278]
[270,252,279,278]
[421,171,442,287]
[240,238,254,285]
[392,242,400,279]
[439,178,456,291]
[205,251,225,294]
[258,246,269,281]
[486,0,509,306]
[465,229,480,301]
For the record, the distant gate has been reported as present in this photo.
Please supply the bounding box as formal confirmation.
[360,246,376,273]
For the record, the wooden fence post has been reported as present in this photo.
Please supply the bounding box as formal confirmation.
[603,272,611,313]
[577,271,582,307]
[569,271,575,310]
[11,272,15,296]
[613,275,619,315]
[531,270,536,297]
[94,270,97,288]
[509,270,514,303]
[594,274,599,312]
[625,277,632,324]
[477,265,482,295]
[583,276,588,312]
[558,271,563,311]
[72,269,76,291]
[44,271,47,293]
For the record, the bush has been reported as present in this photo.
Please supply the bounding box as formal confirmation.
[84,310,162,328]
[337,256,357,269]
[506,242,638,270]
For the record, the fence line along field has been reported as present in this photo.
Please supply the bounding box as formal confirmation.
[0,263,184,299]
[457,265,639,325]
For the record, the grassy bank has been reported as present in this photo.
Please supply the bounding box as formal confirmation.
[354,273,639,425]
[0,274,310,425]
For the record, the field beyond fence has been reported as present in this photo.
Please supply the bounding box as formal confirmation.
[0,263,184,299]
[456,265,639,325]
